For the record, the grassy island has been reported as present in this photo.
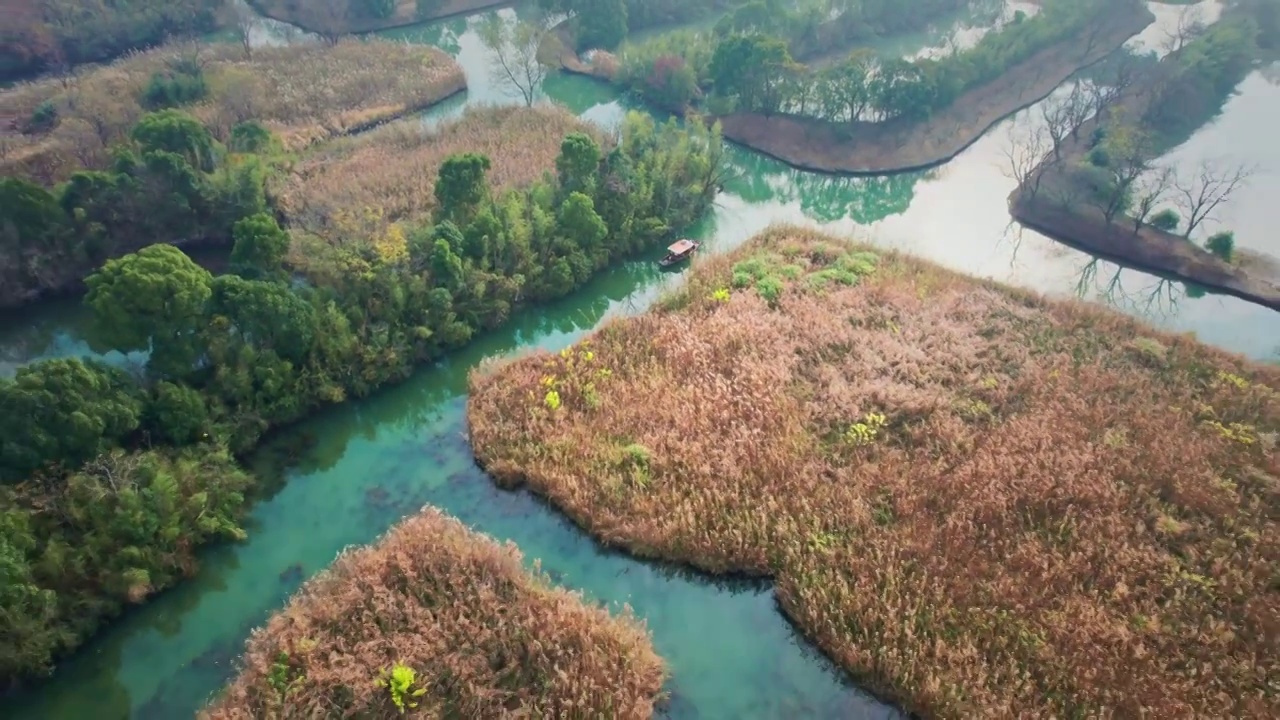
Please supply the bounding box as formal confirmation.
[1,40,465,185]
[204,508,665,718]
[275,105,601,236]
[551,0,1153,173]
[469,225,1280,718]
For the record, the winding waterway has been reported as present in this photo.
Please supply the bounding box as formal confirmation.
[4,3,1279,718]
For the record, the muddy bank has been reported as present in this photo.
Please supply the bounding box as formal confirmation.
[715,2,1154,174]
[1012,193,1280,311]
[247,0,510,35]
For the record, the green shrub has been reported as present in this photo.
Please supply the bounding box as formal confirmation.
[1205,231,1235,262]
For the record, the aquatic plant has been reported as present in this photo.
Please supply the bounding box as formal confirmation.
[203,509,665,718]
[469,225,1280,719]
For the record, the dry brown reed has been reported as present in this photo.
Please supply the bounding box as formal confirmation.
[468,225,1280,719]
[0,39,464,184]
[203,507,665,719]
[274,104,602,233]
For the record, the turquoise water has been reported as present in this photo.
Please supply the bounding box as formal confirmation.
[4,4,1279,718]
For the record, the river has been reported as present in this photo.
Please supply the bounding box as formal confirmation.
[4,3,1279,718]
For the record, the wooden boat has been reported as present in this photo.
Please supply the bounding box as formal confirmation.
[658,239,700,267]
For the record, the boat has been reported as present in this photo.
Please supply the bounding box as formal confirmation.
[658,239,700,268]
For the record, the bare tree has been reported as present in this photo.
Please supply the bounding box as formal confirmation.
[479,13,549,107]
[1040,83,1091,161]
[222,0,257,59]
[1129,164,1173,234]
[299,0,352,46]
[1162,4,1206,55]
[1002,111,1052,200]
[1087,51,1142,121]
[1172,160,1255,238]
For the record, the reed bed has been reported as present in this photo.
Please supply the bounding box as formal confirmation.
[468,225,1280,718]
[274,104,602,232]
[0,40,464,184]
[204,508,665,718]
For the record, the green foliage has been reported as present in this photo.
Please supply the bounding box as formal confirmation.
[434,152,492,225]
[0,359,143,481]
[358,0,398,20]
[28,100,58,133]
[142,59,209,110]
[85,244,214,379]
[230,213,290,281]
[1205,231,1235,262]
[131,109,218,173]
[578,0,629,50]
[3,109,265,306]
[556,132,602,198]
[0,446,251,682]
[376,661,426,713]
[1,114,724,683]
[846,411,888,446]
[709,33,796,113]
[620,0,1125,122]
[146,381,209,445]
[1149,209,1180,232]
[228,121,275,154]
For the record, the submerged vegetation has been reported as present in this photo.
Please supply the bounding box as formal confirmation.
[203,508,665,718]
[0,109,722,686]
[469,225,1280,718]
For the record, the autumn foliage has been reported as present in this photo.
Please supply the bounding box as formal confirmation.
[203,508,665,718]
[468,225,1280,718]
[0,39,464,184]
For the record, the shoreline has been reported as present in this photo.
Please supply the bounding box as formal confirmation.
[245,0,512,35]
[1007,12,1280,314]
[1011,192,1280,311]
[713,2,1154,174]
[545,3,1154,175]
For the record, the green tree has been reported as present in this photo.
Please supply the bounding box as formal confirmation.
[130,109,217,173]
[434,153,492,226]
[430,232,467,291]
[555,131,602,198]
[0,507,61,680]
[557,192,607,251]
[229,212,290,281]
[709,34,794,112]
[0,359,143,480]
[145,381,209,445]
[207,275,318,363]
[1205,231,1235,262]
[85,244,214,379]
[577,0,628,50]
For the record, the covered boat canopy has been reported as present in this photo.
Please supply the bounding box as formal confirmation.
[666,239,696,255]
